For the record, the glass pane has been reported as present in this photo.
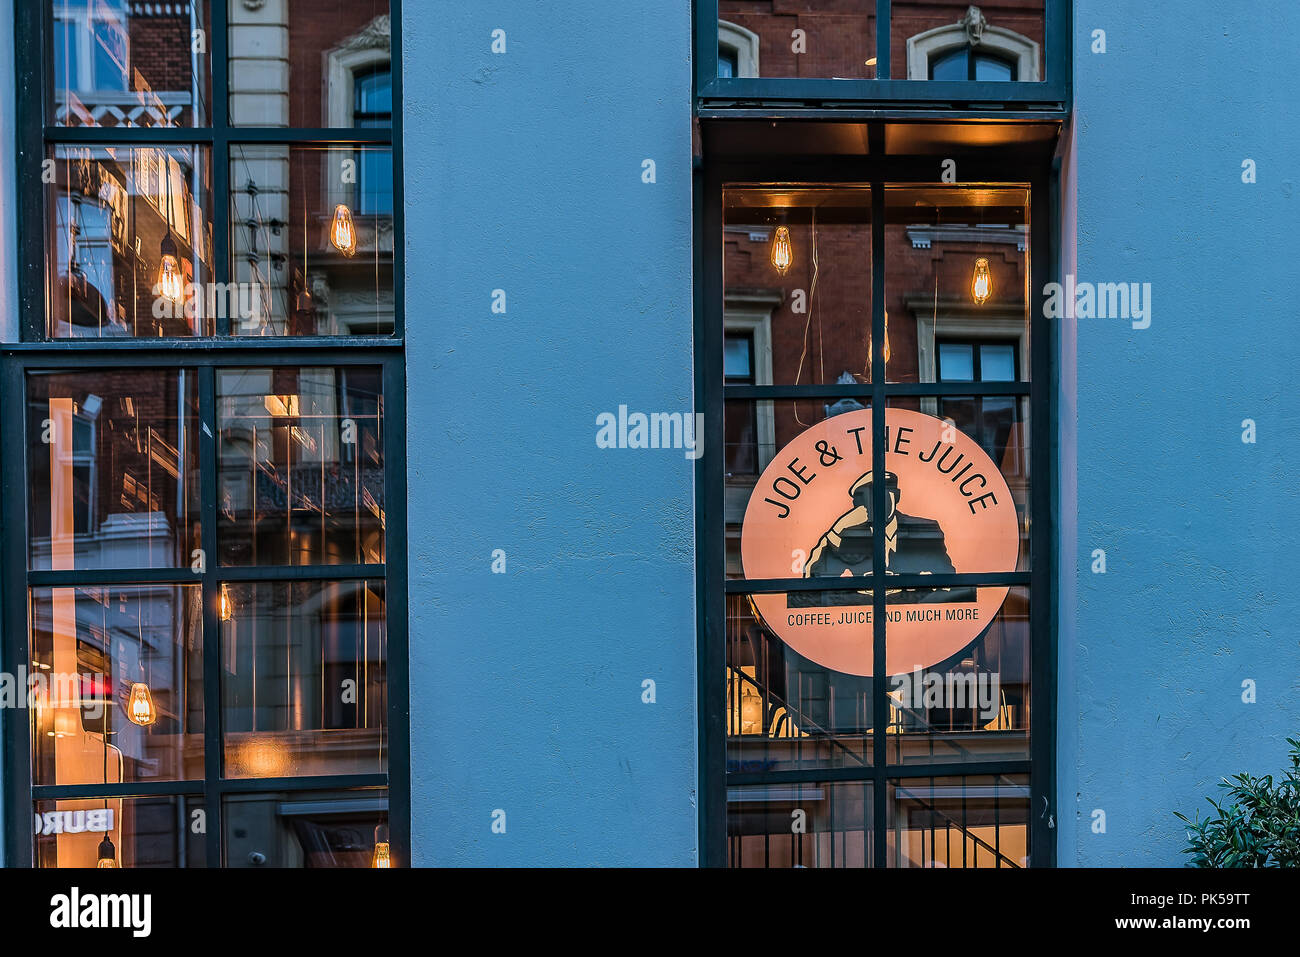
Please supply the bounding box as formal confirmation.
[217,367,384,566]
[724,186,872,385]
[27,369,201,570]
[726,403,881,769]
[717,4,877,79]
[729,781,874,867]
[48,145,214,338]
[30,585,204,786]
[974,55,1014,82]
[889,396,1031,573]
[884,185,1030,383]
[222,580,386,778]
[724,398,760,481]
[718,48,737,78]
[937,343,974,381]
[724,335,752,380]
[354,69,392,119]
[891,2,1045,81]
[888,775,1030,868]
[228,0,390,127]
[223,790,388,867]
[929,48,967,81]
[51,0,211,127]
[728,594,872,772]
[725,398,870,579]
[229,145,394,335]
[886,587,1029,765]
[34,796,205,868]
[980,343,1017,381]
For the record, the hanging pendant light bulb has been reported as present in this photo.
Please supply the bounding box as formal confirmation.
[971,257,992,305]
[372,823,391,868]
[96,835,118,868]
[126,682,156,727]
[156,156,184,305]
[331,203,357,257]
[157,233,183,303]
[770,224,793,275]
[220,582,234,622]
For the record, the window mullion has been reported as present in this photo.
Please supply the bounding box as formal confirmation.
[876,0,891,79]
[869,178,887,867]
[2,361,35,863]
[198,364,222,865]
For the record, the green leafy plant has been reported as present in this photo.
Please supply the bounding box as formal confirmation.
[1174,737,1300,867]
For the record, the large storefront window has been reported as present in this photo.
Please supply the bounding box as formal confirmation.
[5,0,405,867]
[705,165,1051,867]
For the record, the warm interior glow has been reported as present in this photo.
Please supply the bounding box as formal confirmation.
[972,257,992,305]
[729,666,764,735]
[126,682,156,727]
[51,709,78,738]
[739,683,762,734]
[727,664,806,739]
[263,393,301,417]
[770,225,792,275]
[331,203,357,257]
[227,735,294,777]
[220,582,234,622]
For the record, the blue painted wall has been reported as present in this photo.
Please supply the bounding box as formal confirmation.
[402,2,697,865]
[1066,0,1300,864]
[401,0,1300,868]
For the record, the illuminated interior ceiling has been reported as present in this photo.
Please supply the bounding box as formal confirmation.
[703,119,1061,159]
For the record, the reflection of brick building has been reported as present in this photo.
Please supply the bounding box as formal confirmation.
[27,370,196,569]
[53,143,210,338]
[54,2,197,127]
[50,1,393,337]
[123,7,195,112]
[230,2,393,335]
[718,1,1045,80]
[723,196,1028,456]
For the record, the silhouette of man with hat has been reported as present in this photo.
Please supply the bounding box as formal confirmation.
[789,470,974,607]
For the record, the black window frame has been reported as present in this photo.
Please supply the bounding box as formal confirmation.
[694,146,1059,868]
[4,0,410,868]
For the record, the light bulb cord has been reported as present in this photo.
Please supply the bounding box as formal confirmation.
[162,155,174,243]
[793,207,820,426]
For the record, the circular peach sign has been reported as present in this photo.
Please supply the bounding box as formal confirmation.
[740,407,1018,676]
